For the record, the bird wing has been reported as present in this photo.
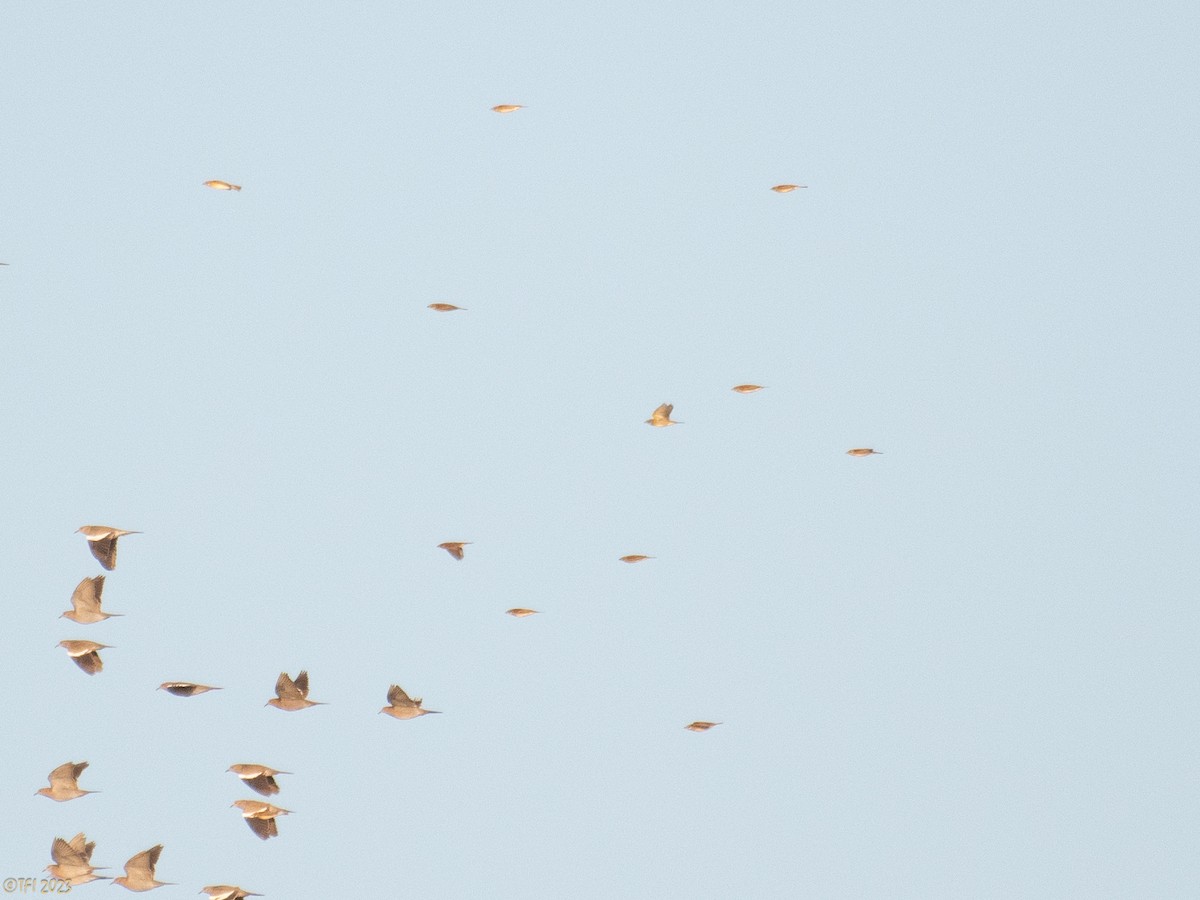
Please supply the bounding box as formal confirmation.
[275,672,301,700]
[293,670,310,697]
[87,536,118,570]
[244,816,276,840]
[70,576,104,613]
[124,845,161,879]
[387,684,416,707]
[73,651,103,675]
[245,774,279,796]
[52,836,90,867]
[48,761,86,789]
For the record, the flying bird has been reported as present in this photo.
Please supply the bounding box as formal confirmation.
[58,640,110,675]
[267,670,325,711]
[427,303,465,311]
[731,384,765,393]
[158,682,222,697]
[491,104,525,113]
[506,608,539,618]
[685,721,721,732]
[379,684,440,720]
[438,541,471,560]
[201,887,263,900]
[228,763,290,797]
[770,184,807,193]
[645,403,681,427]
[61,575,121,624]
[75,525,140,571]
[232,800,291,840]
[114,845,172,892]
[203,180,241,191]
[846,448,882,456]
[619,555,653,564]
[37,762,96,802]
[46,833,108,886]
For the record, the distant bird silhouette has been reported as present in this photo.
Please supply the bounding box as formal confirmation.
[38,762,96,802]
[427,303,465,311]
[58,640,110,675]
[438,541,471,560]
[685,721,721,732]
[846,448,882,456]
[619,555,653,564]
[379,684,440,720]
[731,384,765,394]
[46,833,108,885]
[267,670,325,711]
[61,575,121,624]
[645,403,681,427]
[114,845,173,891]
[232,800,291,840]
[491,104,525,113]
[201,887,263,900]
[506,608,539,618]
[75,525,139,571]
[203,180,241,191]
[770,184,806,193]
[228,763,290,797]
[158,682,222,697]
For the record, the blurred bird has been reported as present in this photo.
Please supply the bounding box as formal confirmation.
[267,671,325,711]
[438,541,471,560]
[46,833,108,885]
[491,104,525,113]
[846,448,882,456]
[506,608,539,617]
[61,575,121,624]
[685,721,720,732]
[427,303,465,311]
[227,763,290,797]
[232,800,291,840]
[619,555,653,564]
[379,684,440,720]
[731,384,765,393]
[158,682,222,697]
[114,845,172,891]
[770,184,806,193]
[75,525,139,571]
[203,180,241,191]
[201,887,262,900]
[37,762,96,802]
[645,403,681,427]
[58,640,110,674]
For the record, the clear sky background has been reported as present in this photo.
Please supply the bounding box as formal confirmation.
[2,2,1198,897]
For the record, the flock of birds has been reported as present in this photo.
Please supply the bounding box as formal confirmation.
[29,103,881,896]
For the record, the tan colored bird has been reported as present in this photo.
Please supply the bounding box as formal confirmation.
[427,303,465,311]
[158,682,222,697]
[203,180,241,191]
[61,575,122,624]
[685,721,721,732]
[201,887,263,900]
[619,554,654,563]
[731,384,765,394]
[114,845,173,892]
[76,525,140,571]
[645,403,681,427]
[438,541,471,560]
[770,184,807,193]
[46,833,108,885]
[506,608,539,618]
[266,670,325,711]
[379,684,440,720]
[37,762,97,802]
[232,800,291,840]
[58,639,110,674]
[846,448,882,456]
[491,104,525,113]
[228,763,290,797]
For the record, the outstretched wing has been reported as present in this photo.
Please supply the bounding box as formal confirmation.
[73,651,103,675]
[70,576,105,614]
[124,845,162,879]
[387,684,416,707]
[275,672,301,700]
[87,537,118,571]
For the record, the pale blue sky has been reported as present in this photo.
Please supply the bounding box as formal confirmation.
[3,2,1199,897]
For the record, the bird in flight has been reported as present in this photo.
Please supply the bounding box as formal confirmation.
[645,403,681,427]
[491,104,525,113]
[46,833,108,886]
[58,640,110,675]
[619,554,654,564]
[232,800,291,840]
[770,184,807,193]
[685,721,721,732]
[846,448,882,456]
[228,763,290,797]
[201,887,263,900]
[38,762,97,802]
[76,525,140,571]
[379,684,440,720]
[506,608,539,618]
[438,541,471,560]
[158,682,222,697]
[114,845,173,891]
[428,303,465,311]
[731,384,765,393]
[203,180,241,191]
[61,575,121,624]
[267,670,325,711]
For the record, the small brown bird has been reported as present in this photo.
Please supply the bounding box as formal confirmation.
[438,541,471,560]
[266,670,325,711]
[61,575,122,624]
[731,384,765,394]
[228,763,290,797]
[846,448,882,456]
[685,721,721,732]
[158,682,222,697]
[645,403,681,427]
[619,555,654,564]
[58,640,110,674]
[379,684,440,720]
[428,303,465,311]
[203,180,241,191]
[201,887,263,900]
[491,104,525,113]
[76,525,140,571]
[770,184,807,193]
[114,845,173,892]
[232,800,291,840]
[506,608,539,618]
[46,833,108,885]
[37,762,97,802]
